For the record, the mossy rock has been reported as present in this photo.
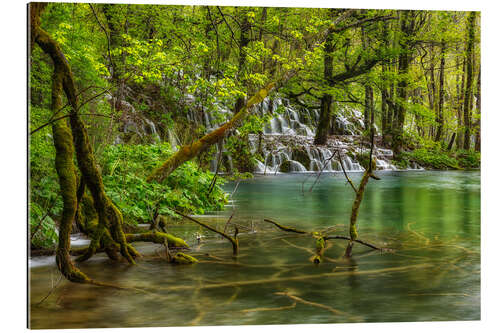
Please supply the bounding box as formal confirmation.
[279,160,292,172]
[291,147,310,166]
[355,152,371,170]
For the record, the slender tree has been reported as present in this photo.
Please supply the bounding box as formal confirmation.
[463,11,477,150]
[314,9,336,145]
[435,40,446,142]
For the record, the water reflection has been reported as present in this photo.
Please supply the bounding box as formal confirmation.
[30,171,480,328]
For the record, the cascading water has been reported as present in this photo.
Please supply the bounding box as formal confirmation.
[179,94,415,174]
[247,96,403,174]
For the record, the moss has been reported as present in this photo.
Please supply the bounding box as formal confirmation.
[147,83,274,182]
[355,152,371,170]
[279,160,292,172]
[315,237,325,252]
[49,65,91,283]
[70,113,137,264]
[349,224,359,240]
[172,252,198,264]
[156,215,168,230]
[291,147,310,166]
[125,231,189,248]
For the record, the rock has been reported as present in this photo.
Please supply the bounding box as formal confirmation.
[279,160,292,172]
[291,147,310,166]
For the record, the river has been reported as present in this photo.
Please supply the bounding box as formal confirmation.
[29,171,480,328]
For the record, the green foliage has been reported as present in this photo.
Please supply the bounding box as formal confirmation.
[30,202,58,249]
[406,148,460,169]
[455,150,481,169]
[29,107,63,249]
[224,135,258,173]
[100,143,227,224]
[354,151,371,170]
[400,148,480,170]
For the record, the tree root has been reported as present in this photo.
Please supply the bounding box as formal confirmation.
[125,231,189,248]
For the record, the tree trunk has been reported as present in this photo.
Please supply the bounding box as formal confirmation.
[30,4,139,272]
[474,68,481,151]
[364,86,374,132]
[147,83,275,182]
[463,11,477,150]
[455,52,464,149]
[435,40,446,142]
[314,11,335,145]
[361,27,372,132]
[234,11,250,114]
[392,10,414,157]
[102,4,127,113]
[428,45,436,139]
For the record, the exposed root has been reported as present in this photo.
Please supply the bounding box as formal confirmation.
[125,231,189,248]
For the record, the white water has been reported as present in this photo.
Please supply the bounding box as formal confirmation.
[194,95,411,174]
[247,97,404,173]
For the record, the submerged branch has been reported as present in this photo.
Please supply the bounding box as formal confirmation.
[174,210,239,255]
[154,263,432,292]
[263,219,308,234]
[274,291,349,316]
[323,235,382,251]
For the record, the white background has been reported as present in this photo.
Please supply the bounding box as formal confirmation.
[2,0,498,332]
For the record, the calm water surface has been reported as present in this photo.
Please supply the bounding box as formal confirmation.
[29,171,480,328]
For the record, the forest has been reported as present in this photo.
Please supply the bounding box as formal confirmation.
[29,2,481,328]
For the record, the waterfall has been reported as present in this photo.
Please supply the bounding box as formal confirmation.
[200,95,406,174]
[144,118,161,143]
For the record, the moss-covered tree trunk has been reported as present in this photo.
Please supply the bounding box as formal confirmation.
[392,10,414,157]
[435,40,446,142]
[314,10,335,145]
[30,3,138,269]
[50,70,92,283]
[147,83,274,182]
[474,68,481,152]
[463,11,477,150]
[427,45,437,139]
[30,3,92,284]
[380,21,391,145]
[234,11,250,114]
[102,4,127,114]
